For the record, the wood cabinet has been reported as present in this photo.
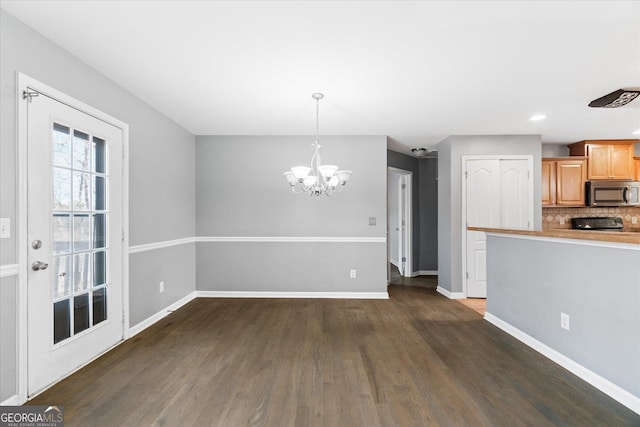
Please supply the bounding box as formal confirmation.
[568,140,636,180]
[635,157,640,180]
[542,158,587,206]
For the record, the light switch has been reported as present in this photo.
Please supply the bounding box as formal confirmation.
[0,218,10,239]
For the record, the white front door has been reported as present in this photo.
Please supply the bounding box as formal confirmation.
[27,92,124,396]
[465,157,532,298]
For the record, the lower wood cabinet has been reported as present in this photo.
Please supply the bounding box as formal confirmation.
[542,158,587,206]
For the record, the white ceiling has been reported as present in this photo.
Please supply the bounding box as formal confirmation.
[2,1,639,154]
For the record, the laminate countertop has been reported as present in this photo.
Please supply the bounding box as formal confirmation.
[467,227,640,245]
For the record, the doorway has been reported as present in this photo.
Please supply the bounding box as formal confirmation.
[18,74,129,400]
[387,167,412,280]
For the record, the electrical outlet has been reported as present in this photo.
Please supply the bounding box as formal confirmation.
[632,217,638,225]
[559,217,565,225]
[0,218,10,239]
[560,312,570,331]
[159,281,165,293]
[369,217,376,226]
[350,269,357,279]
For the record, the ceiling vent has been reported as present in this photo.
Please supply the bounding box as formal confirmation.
[588,89,640,108]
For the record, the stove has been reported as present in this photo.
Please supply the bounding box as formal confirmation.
[570,217,624,231]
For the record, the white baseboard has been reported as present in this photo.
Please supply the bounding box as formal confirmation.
[390,259,399,268]
[128,292,197,337]
[1,394,20,406]
[410,270,438,277]
[196,291,389,299]
[436,286,465,299]
[484,312,640,416]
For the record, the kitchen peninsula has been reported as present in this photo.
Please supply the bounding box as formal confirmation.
[468,226,640,414]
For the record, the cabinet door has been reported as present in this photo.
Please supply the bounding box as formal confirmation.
[609,144,634,179]
[556,160,586,206]
[636,158,640,180]
[587,145,611,179]
[541,160,556,206]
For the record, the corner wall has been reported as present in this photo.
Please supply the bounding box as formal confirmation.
[437,135,542,295]
[0,10,196,402]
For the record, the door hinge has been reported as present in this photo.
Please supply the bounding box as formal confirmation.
[402,257,406,262]
[466,272,469,279]
[401,183,406,189]
[122,229,125,242]
[22,90,39,103]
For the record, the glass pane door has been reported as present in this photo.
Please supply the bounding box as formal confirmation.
[51,123,109,344]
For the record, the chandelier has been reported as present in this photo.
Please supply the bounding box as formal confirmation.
[283,93,352,197]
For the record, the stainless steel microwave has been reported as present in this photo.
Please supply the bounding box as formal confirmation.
[586,181,640,207]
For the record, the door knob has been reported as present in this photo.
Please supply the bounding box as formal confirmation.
[32,261,49,271]
[32,240,42,249]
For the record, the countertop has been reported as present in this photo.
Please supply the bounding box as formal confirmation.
[467,226,640,245]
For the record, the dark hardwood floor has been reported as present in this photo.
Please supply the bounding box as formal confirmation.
[29,286,640,426]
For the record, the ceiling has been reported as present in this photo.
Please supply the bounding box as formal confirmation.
[2,1,639,154]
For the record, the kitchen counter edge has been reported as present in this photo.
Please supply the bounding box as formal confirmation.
[467,227,640,245]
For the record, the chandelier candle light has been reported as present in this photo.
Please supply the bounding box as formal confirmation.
[283,93,352,197]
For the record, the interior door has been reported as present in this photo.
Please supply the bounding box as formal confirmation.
[465,160,500,298]
[397,177,405,276]
[27,93,124,396]
[465,157,532,298]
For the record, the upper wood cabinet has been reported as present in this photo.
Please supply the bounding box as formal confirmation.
[635,157,640,180]
[542,158,587,206]
[568,140,637,180]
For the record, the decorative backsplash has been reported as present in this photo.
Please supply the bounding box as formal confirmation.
[543,206,640,231]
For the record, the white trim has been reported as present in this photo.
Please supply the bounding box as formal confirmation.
[436,286,465,299]
[128,292,197,338]
[1,395,20,406]
[486,232,640,251]
[0,264,20,278]
[129,237,196,254]
[390,258,400,268]
[484,312,640,415]
[16,73,130,404]
[196,236,386,243]
[196,291,390,299]
[410,270,438,277]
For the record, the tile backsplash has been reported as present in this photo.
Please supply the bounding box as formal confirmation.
[543,206,640,230]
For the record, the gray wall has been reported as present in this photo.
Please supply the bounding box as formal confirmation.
[486,235,640,399]
[0,10,196,401]
[437,135,542,294]
[196,135,387,293]
[0,277,17,401]
[418,158,438,271]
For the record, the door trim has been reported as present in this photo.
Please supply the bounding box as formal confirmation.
[460,155,533,298]
[387,167,413,277]
[16,73,130,404]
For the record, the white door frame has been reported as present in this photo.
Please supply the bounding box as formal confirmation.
[460,155,533,298]
[387,167,413,277]
[16,73,130,404]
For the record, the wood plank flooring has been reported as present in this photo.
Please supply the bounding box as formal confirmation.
[29,286,640,426]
